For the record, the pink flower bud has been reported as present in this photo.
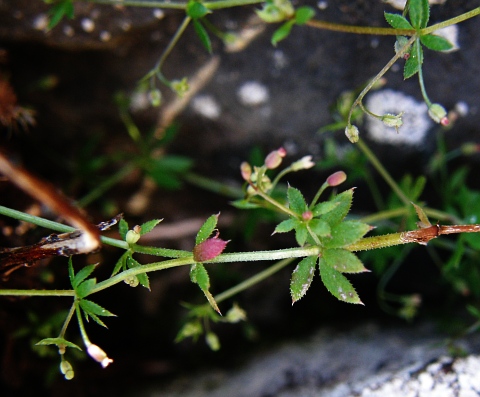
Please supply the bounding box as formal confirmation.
[326,171,347,187]
[193,233,229,262]
[240,161,252,181]
[302,211,313,221]
[87,344,113,368]
[264,147,286,169]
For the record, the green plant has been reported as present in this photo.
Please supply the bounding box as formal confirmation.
[2,0,480,382]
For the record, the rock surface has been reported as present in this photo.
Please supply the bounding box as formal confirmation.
[141,323,480,397]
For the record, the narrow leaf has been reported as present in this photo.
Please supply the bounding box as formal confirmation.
[111,251,128,277]
[295,225,308,246]
[272,20,295,46]
[319,258,363,304]
[295,6,315,25]
[140,219,163,235]
[311,201,338,217]
[72,264,97,289]
[412,202,432,228]
[187,1,211,18]
[196,214,219,245]
[323,248,368,273]
[321,189,354,226]
[47,0,74,30]
[420,34,453,51]
[324,221,371,248]
[384,12,413,30]
[118,218,129,240]
[76,278,96,299]
[190,263,210,291]
[404,39,423,79]
[127,256,150,289]
[36,337,82,351]
[287,186,308,214]
[274,218,297,234]
[203,289,221,315]
[408,0,429,29]
[290,256,317,303]
[83,310,108,328]
[193,19,212,53]
[308,219,331,237]
[79,299,116,317]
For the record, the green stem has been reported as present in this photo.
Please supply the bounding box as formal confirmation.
[183,172,243,199]
[421,7,480,35]
[416,42,432,107]
[85,0,264,9]
[214,258,294,304]
[356,139,411,206]
[347,35,417,126]
[75,301,91,345]
[59,302,77,339]
[77,164,136,208]
[306,19,415,36]
[309,182,329,209]
[0,289,75,296]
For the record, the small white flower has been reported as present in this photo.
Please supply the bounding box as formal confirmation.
[87,344,113,368]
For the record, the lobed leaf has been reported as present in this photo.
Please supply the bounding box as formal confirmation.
[196,214,219,245]
[319,258,363,304]
[290,256,317,303]
[324,220,370,248]
[384,12,413,30]
[323,248,368,273]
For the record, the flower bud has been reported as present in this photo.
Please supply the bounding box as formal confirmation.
[149,89,162,107]
[291,155,315,171]
[205,332,220,351]
[240,161,252,181]
[381,112,403,129]
[302,211,313,221]
[87,344,113,368]
[60,360,74,380]
[193,233,229,262]
[225,303,247,323]
[428,103,448,124]
[124,275,139,287]
[126,228,141,245]
[326,171,347,187]
[345,124,359,143]
[264,147,286,169]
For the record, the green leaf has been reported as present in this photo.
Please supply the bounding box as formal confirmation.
[47,0,74,30]
[118,218,129,240]
[186,1,211,19]
[324,221,370,248]
[408,0,430,29]
[319,258,363,304]
[72,264,97,289]
[323,248,368,273]
[420,34,453,51]
[79,299,116,317]
[195,214,219,245]
[287,186,308,214]
[271,20,295,46]
[82,310,108,328]
[126,256,150,289]
[230,199,262,209]
[308,219,331,237]
[76,278,96,299]
[311,201,338,217]
[404,39,423,79]
[35,337,82,350]
[140,219,162,235]
[295,6,315,25]
[203,289,221,314]
[190,262,210,291]
[295,225,308,246]
[193,19,212,53]
[111,251,128,276]
[290,256,317,303]
[321,189,354,226]
[384,12,413,30]
[146,156,193,189]
[274,218,297,234]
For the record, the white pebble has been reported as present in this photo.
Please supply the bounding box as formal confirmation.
[237,81,270,107]
[81,18,95,33]
[191,95,221,119]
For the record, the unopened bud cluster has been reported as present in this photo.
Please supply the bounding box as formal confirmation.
[428,103,449,125]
